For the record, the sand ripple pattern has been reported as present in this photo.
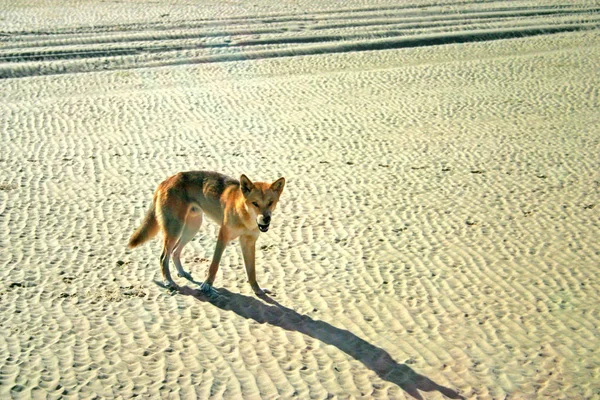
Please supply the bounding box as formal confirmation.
[1,1,599,78]
[1,1,600,399]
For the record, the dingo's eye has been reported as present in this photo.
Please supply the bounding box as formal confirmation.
[252,202,259,207]
[268,201,273,207]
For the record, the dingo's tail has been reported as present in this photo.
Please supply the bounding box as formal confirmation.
[128,201,159,248]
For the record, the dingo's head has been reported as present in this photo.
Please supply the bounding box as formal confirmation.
[240,174,285,232]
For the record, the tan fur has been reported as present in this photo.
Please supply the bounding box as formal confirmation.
[128,193,159,248]
[128,171,285,296]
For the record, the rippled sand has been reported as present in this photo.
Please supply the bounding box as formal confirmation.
[1,1,599,398]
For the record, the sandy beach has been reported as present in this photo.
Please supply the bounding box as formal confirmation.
[1,1,599,398]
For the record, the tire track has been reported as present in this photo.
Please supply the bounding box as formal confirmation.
[1,3,598,79]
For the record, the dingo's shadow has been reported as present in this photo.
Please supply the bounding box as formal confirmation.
[175,285,464,400]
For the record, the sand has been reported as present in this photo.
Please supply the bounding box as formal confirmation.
[1,0,599,398]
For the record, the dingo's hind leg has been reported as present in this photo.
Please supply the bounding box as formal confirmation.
[172,208,202,281]
[160,237,177,289]
[156,201,187,288]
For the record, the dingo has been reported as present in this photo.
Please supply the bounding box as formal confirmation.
[128,171,285,296]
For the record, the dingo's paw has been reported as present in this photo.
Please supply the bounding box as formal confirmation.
[199,282,218,298]
[252,285,272,297]
[177,271,193,281]
[164,279,177,292]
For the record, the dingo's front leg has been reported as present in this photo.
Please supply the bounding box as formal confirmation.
[240,234,270,296]
[200,227,229,297]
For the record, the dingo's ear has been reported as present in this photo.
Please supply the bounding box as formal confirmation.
[240,174,254,195]
[270,177,285,195]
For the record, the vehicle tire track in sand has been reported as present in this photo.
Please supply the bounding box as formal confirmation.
[1,3,598,78]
